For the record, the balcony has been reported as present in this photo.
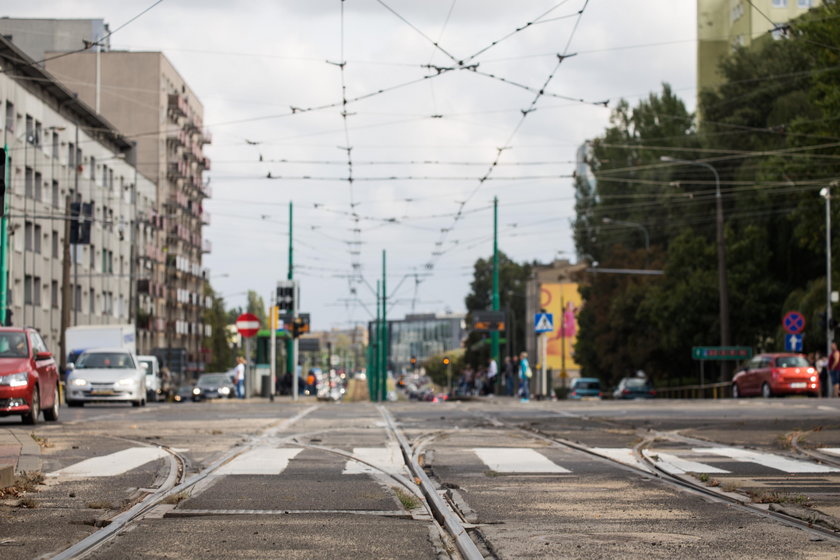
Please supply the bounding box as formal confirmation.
[201,129,212,145]
[166,129,187,147]
[202,239,212,254]
[201,156,211,171]
[201,209,210,225]
[167,94,188,118]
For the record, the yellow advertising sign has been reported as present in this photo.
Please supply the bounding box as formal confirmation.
[539,283,582,371]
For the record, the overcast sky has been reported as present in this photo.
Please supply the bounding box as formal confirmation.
[3,1,696,330]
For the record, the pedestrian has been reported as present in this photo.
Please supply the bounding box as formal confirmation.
[487,357,498,395]
[830,342,840,398]
[518,351,532,402]
[233,356,246,399]
[505,356,516,396]
[815,352,828,397]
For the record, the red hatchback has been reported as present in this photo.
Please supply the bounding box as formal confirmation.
[0,327,60,424]
[732,353,819,398]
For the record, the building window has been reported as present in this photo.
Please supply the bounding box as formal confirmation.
[52,230,59,258]
[52,180,59,208]
[24,275,32,304]
[52,131,59,159]
[89,288,95,314]
[89,156,96,180]
[68,142,75,167]
[51,281,58,308]
[24,221,33,251]
[25,115,33,144]
[33,277,41,306]
[4,101,13,133]
[34,225,41,254]
[797,0,811,6]
[74,285,81,310]
[25,167,33,199]
[34,171,42,201]
[772,0,787,6]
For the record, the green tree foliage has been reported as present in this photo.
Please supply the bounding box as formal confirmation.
[463,252,532,367]
[203,283,236,371]
[574,2,840,387]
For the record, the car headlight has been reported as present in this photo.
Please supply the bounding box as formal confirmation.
[192,387,201,395]
[0,372,29,387]
[117,378,138,388]
[219,387,230,395]
[71,378,88,387]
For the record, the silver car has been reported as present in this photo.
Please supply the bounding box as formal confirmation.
[65,349,147,407]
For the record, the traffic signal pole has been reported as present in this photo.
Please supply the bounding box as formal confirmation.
[491,197,501,388]
[287,201,298,401]
[380,250,388,401]
[0,146,8,326]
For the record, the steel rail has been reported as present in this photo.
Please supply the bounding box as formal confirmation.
[49,405,319,560]
[378,405,485,560]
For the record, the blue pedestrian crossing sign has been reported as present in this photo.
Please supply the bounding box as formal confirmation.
[534,313,554,333]
[785,333,803,352]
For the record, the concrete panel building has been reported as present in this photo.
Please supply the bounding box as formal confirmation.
[0,35,156,361]
[697,0,822,94]
[0,18,109,65]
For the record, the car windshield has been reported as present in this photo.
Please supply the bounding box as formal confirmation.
[198,374,228,386]
[76,352,135,369]
[0,332,28,358]
[625,378,651,389]
[574,380,600,390]
[776,356,809,368]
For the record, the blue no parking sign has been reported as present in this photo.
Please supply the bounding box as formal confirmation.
[782,311,805,335]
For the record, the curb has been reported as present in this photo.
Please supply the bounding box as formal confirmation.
[0,428,42,475]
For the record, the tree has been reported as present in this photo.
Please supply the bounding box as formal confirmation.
[203,283,235,371]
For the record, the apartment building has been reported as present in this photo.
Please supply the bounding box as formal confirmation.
[698,0,822,93]
[43,50,212,374]
[0,35,156,358]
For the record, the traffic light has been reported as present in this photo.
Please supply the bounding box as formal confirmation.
[276,281,297,313]
[442,357,450,366]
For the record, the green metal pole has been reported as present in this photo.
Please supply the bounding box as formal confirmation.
[286,201,294,389]
[0,144,8,326]
[381,250,387,402]
[491,196,500,382]
[373,280,381,402]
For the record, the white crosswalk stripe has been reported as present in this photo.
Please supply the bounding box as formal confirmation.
[472,448,571,473]
[820,448,840,458]
[590,447,641,467]
[343,445,406,475]
[215,448,302,475]
[49,447,170,477]
[693,447,840,474]
[643,450,729,475]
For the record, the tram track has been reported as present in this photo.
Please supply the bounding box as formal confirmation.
[47,405,320,560]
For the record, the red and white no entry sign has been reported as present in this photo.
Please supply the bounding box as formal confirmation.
[236,313,260,338]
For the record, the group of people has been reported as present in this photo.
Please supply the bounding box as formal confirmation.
[453,352,534,402]
[809,341,840,398]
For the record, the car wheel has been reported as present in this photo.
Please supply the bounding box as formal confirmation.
[732,384,741,399]
[132,400,141,407]
[147,391,157,403]
[141,397,146,407]
[22,385,40,425]
[43,386,60,422]
[761,382,773,399]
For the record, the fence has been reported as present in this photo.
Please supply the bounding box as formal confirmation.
[655,381,731,399]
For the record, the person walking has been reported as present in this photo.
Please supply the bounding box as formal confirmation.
[487,357,498,395]
[233,356,246,399]
[518,351,531,402]
[829,342,840,398]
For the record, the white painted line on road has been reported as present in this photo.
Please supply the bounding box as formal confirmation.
[590,448,643,468]
[215,448,302,475]
[643,450,729,475]
[820,448,840,458]
[818,406,839,412]
[50,447,169,477]
[343,445,406,475]
[695,447,840,474]
[472,448,571,473]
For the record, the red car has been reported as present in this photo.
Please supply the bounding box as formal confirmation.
[732,353,819,398]
[0,327,60,424]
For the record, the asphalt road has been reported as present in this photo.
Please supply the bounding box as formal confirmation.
[1,396,839,559]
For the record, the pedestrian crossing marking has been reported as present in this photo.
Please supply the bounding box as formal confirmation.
[215,448,302,475]
[643,450,729,475]
[694,447,840,474]
[343,445,406,475]
[472,448,570,473]
[50,447,169,477]
[591,447,641,467]
[821,448,840,458]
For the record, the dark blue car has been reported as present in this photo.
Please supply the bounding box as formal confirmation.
[568,377,602,400]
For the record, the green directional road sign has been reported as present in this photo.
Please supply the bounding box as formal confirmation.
[691,346,752,360]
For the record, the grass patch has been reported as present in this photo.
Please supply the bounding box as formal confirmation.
[697,473,710,483]
[392,487,421,511]
[748,490,811,505]
[721,481,738,493]
[30,434,53,448]
[162,491,190,505]
[483,470,501,477]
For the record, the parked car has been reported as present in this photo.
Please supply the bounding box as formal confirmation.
[192,372,235,401]
[0,327,61,424]
[173,385,196,403]
[65,349,146,407]
[613,376,656,399]
[732,353,819,398]
[568,377,603,400]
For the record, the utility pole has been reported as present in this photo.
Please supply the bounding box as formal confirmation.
[372,280,381,402]
[491,196,500,389]
[60,196,72,371]
[287,201,297,400]
[0,144,8,327]
[381,250,387,402]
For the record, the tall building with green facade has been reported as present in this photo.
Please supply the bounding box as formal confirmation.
[698,0,822,94]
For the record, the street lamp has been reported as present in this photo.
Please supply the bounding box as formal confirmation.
[602,217,650,250]
[661,156,730,363]
[820,185,833,382]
